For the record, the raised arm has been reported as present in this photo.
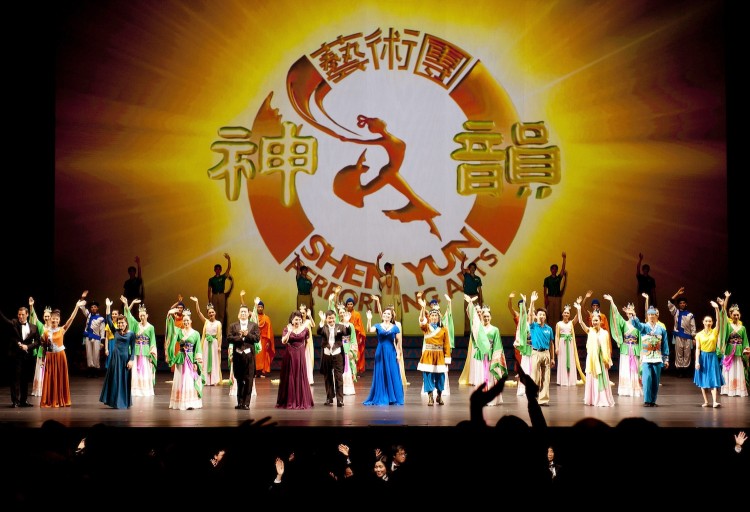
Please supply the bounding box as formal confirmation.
[559,252,567,296]
[190,296,207,323]
[375,252,384,277]
[573,297,589,333]
[293,252,302,277]
[223,253,232,276]
[528,291,539,325]
[65,299,87,331]
[458,251,467,274]
[366,310,375,333]
[135,256,144,300]
[637,252,644,275]
[371,295,382,315]
[507,292,518,318]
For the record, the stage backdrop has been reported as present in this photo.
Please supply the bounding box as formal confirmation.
[54,0,727,336]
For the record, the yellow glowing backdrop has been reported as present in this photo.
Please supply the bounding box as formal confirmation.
[54,0,727,336]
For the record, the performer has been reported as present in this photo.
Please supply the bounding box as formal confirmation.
[0,305,41,407]
[165,306,203,410]
[100,298,135,409]
[252,299,274,378]
[574,298,614,407]
[694,301,724,407]
[227,302,260,409]
[376,252,403,323]
[512,293,533,396]
[344,297,367,377]
[604,294,642,397]
[555,304,584,386]
[207,252,232,329]
[630,305,670,406]
[40,298,87,408]
[28,297,50,397]
[528,291,555,406]
[276,310,314,409]
[416,298,451,406]
[363,307,404,406]
[190,296,223,386]
[543,251,567,325]
[667,288,696,378]
[465,295,506,405]
[299,303,316,385]
[293,252,314,311]
[372,294,410,389]
[123,299,157,397]
[164,297,186,377]
[419,294,453,395]
[459,252,483,337]
[717,291,749,397]
[317,309,348,406]
[331,289,357,393]
[79,292,105,378]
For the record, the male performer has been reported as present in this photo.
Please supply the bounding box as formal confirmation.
[528,291,555,405]
[667,288,695,378]
[317,309,348,407]
[253,300,274,378]
[207,253,232,329]
[630,305,670,406]
[1,306,41,407]
[79,295,106,377]
[226,304,260,409]
[543,252,567,324]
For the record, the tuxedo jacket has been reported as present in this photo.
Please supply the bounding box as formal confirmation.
[0,311,41,360]
[316,323,348,354]
[226,320,260,353]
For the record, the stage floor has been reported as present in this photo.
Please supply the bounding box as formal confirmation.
[1,370,748,429]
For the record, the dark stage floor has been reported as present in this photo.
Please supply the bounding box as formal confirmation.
[1,370,747,429]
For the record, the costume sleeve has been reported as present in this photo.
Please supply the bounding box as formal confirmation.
[466,301,490,358]
[609,307,626,349]
[443,307,454,349]
[123,307,139,333]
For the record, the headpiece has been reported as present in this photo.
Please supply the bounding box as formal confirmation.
[429,308,441,317]
[337,302,345,311]
[345,297,355,305]
[43,306,52,314]
[138,303,147,313]
[182,308,192,317]
[591,299,600,306]
[206,302,214,311]
[563,304,571,312]
[429,299,439,305]
[257,300,264,307]
[729,303,740,313]
[176,301,185,308]
[480,305,491,314]
[647,306,658,315]
[626,303,635,311]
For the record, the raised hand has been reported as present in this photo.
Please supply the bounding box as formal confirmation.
[105,298,113,307]
[585,290,592,298]
[254,296,261,305]
[29,297,34,306]
[318,310,325,321]
[190,296,199,303]
[444,293,451,302]
[366,310,373,321]
[603,294,613,302]
[531,291,538,301]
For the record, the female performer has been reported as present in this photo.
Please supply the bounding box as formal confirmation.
[276,310,314,409]
[190,296,223,386]
[363,307,404,406]
[100,297,135,409]
[604,294,642,397]
[165,305,203,410]
[574,298,614,407]
[40,297,86,407]
[694,301,724,407]
[123,299,157,397]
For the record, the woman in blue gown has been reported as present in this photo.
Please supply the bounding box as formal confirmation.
[100,297,135,409]
[363,306,404,405]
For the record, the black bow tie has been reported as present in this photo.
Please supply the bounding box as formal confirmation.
[20,323,27,326]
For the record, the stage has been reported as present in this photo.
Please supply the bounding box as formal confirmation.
[2,370,747,429]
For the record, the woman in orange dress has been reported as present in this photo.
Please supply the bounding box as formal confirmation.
[40,298,86,408]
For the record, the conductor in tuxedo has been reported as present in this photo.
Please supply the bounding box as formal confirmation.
[1,306,41,407]
[317,309,348,407]
[226,304,260,409]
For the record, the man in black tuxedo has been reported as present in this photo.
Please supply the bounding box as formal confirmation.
[317,309,348,407]
[226,303,260,410]
[1,306,41,407]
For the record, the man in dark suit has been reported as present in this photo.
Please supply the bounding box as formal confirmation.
[317,309,348,407]
[1,306,41,407]
[226,303,260,410]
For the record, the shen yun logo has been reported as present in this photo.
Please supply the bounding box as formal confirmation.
[208,27,560,315]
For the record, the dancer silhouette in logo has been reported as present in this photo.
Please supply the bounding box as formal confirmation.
[334,115,442,240]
